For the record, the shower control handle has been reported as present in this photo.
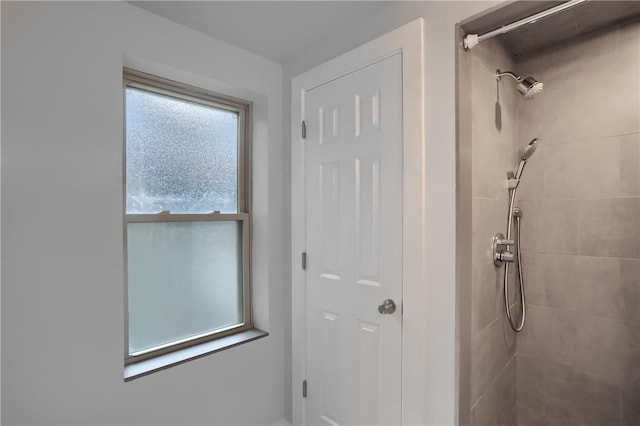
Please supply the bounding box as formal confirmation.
[496,237,514,246]
[492,233,515,266]
[497,251,514,263]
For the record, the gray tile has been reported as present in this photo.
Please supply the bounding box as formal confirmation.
[517,403,546,426]
[621,364,640,426]
[516,90,546,150]
[471,56,503,139]
[471,317,517,406]
[516,305,549,359]
[541,82,578,146]
[573,23,640,91]
[543,142,582,199]
[517,200,545,254]
[472,128,512,200]
[620,259,640,322]
[472,260,501,334]
[506,266,519,308]
[548,140,624,199]
[619,133,640,197]
[472,37,499,77]
[473,358,517,426]
[472,198,507,274]
[518,305,639,384]
[544,362,620,426]
[504,406,517,426]
[537,42,581,94]
[499,95,518,153]
[544,135,640,200]
[578,198,640,259]
[516,354,544,411]
[518,252,545,306]
[544,255,621,318]
[566,315,640,384]
[496,38,515,77]
[545,416,591,426]
[543,199,580,255]
[576,58,640,140]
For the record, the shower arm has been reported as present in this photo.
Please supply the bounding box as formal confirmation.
[496,70,522,83]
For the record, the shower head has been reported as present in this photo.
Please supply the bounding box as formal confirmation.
[520,138,539,161]
[496,70,544,99]
[514,138,539,180]
[517,77,544,99]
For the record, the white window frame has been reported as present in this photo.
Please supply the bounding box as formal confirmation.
[123,68,254,367]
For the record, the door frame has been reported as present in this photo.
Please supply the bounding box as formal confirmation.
[291,18,425,425]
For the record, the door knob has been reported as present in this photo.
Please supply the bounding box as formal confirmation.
[378,299,396,315]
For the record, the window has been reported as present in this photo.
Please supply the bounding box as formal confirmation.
[123,69,254,367]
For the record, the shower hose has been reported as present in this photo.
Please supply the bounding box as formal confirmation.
[504,201,526,332]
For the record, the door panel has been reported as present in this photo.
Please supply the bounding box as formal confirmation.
[305,53,403,426]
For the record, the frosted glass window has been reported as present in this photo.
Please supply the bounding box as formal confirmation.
[126,87,239,214]
[127,221,243,354]
[124,70,252,364]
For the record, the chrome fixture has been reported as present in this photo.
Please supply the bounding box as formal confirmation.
[512,138,539,184]
[378,299,396,315]
[493,138,539,332]
[497,70,544,99]
[462,0,587,50]
[492,233,515,266]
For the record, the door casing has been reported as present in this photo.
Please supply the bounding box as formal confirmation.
[291,18,426,425]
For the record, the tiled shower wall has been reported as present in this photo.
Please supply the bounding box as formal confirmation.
[514,21,640,426]
[467,37,519,426]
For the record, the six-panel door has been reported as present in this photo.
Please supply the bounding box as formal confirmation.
[304,53,403,426]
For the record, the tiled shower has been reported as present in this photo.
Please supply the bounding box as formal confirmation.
[461,12,640,426]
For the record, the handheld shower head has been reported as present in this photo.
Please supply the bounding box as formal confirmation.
[514,138,539,180]
[497,70,544,99]
[521,138,539,161]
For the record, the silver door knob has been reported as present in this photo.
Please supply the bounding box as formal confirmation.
[378,299,396,315]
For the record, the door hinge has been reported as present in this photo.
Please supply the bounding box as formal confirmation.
[301,252,307,270]
[302,380,307,398]
[302,121,307,139]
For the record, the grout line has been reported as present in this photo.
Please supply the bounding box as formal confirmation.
[521,302,640,324]
[471,354,517,412]
[519,252,640,261]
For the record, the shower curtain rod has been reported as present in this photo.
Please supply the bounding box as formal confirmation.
[463,0,587,51]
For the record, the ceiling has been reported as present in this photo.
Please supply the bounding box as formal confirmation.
[130,1,394,64]
[462,0,640,57]
[132,1,640,62]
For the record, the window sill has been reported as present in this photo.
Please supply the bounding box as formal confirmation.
[124,328,268,381]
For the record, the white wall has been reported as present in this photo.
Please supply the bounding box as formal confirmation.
[1,2,284,425]
[282,2,500,424]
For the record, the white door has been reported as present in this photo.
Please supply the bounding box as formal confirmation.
[304,53,403,426]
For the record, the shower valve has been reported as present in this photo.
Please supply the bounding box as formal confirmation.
[492,233,515,266]
[497,251,515,263]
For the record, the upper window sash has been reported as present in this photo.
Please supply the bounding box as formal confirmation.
[123,69,251,215]
[123,69,249,114]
